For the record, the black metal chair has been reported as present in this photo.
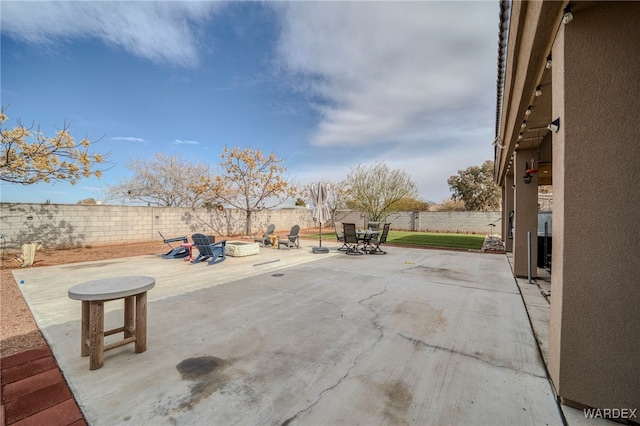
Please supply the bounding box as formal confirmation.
[334,222,349,251]
[342,223,363,255]
[191,233,226,265]
[369,223,391,254]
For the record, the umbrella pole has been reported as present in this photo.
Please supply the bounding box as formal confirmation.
[319,222,322,247]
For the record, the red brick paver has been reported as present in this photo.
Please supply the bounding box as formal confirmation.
[1,346,86,426]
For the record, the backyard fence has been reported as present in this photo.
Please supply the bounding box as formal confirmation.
[0,202,501,250]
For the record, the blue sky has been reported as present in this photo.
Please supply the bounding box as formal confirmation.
[1,1,499,206]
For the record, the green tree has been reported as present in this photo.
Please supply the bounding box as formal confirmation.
[431,198,466,212]
[295,197,307,207]
[104,153,212,207]
[345,163,419,222]
[77,198,98,205]
[391,197,431,211]
[447,160,501,211]
[1,110,107,185]
[194,146,297,235]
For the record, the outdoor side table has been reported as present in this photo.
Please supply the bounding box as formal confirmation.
[180,242,194,261]
[68,276,155,370]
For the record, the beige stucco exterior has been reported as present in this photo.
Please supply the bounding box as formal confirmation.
[495,0,639,414]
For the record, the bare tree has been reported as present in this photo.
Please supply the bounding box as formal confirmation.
[345,163,419,222]
[104,152,212,207]
[1,109,108,185]
[193,146,297,235]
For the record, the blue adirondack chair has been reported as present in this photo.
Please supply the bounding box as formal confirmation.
[158,231,189,259]
[191,233,226,265]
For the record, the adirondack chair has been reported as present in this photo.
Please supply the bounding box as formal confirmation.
[191,233,226,265]
[277,225,300,250]
[254,224,276,246]
[158,231,189,259]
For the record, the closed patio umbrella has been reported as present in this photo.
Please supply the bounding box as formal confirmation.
[310,182,331,254]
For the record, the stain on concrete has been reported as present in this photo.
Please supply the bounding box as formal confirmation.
[176,356,229,411]
[386,300,446,340]
[177,356,224,379]
[380,381,413,425]
[405,265,471,282]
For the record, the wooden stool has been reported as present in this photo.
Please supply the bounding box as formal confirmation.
[68,276,155,370]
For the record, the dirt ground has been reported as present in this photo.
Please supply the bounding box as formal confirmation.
[0,230,323,358]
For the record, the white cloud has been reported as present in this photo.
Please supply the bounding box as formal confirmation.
[275,2,499,149]
[111,136,147,143]
[274,2,499,201]
[174,139,200,145]
[1,1,223,67]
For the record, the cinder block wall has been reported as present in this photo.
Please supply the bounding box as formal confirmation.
[0,203,500,249]
[333,210,501,234]
[0,203,317,249]
[419,212,501,234]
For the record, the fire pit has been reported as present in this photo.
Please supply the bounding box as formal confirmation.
[225,241,260,257]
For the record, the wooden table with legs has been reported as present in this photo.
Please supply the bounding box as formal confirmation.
[68,276,155,370]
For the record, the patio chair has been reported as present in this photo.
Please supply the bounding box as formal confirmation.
[342,223,363,255]
[369,223,391,254]
[334,222,349,251]
[277,225,300,250]
[158,231,189,259]
[191,233,226,265]
[254,224,276,246]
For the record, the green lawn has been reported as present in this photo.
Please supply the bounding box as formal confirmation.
[306,231,486,250]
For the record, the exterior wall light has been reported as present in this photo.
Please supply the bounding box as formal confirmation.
[545,55,552,69]
[523,173,532,184]
[535,86,542,97]
[525,107,532,115]
[562,6,574,24]
[547,118,560,133]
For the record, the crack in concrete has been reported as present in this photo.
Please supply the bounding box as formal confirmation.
[396,332,547,379]
[267,285,347,319]
[281,283,389,425]
[405,273,518,296]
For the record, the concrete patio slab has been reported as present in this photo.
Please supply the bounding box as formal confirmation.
[13,243,563,425]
